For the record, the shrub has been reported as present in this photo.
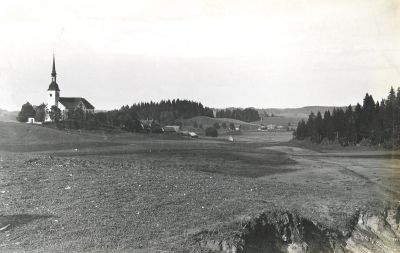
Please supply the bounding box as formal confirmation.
[49,105,62,122]
[17,102,36,122]
[213,122,221,129]
[34,103,46,122]
[205,127,218,137]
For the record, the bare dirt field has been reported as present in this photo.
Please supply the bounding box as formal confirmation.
[0,123,399,252]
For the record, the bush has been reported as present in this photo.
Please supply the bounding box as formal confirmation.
[49,105,62,122]
[205,127,218,137]
[17,102,36,122]
[34,103,46,122]
[213,122,221,129]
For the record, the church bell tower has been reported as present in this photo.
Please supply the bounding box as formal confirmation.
[47,55,60,110]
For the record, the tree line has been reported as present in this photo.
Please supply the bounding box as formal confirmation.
[130,99,214,123]
[295,87,400,147]
[17,99,214,132]
[16,103,46,122]
[216,108,260,122]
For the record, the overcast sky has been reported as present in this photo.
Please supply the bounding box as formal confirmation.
[0,0,399,110]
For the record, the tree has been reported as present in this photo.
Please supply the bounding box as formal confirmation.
[323,111,335,141]
[221,122,227,129]
[215,108,260,122]
[213,122,221,129]
[49,105,62,122]
[68,107,85,128]
[344,105,357,145]
[314,112,323,143]
[295,120,307,140]
[205,127,218,137]
[295,86,400,147]
[17,102,36,122]
[34,103,46,122]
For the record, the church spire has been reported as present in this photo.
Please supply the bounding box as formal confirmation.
[51,54,56,82]
[48,54,60,91]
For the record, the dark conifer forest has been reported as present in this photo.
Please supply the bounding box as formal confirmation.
[295,87,400,147]
[216,108,260,122]
[94,99,214,131]
[131,99,214,122]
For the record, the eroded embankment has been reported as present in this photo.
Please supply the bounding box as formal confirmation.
[189,205,400,253]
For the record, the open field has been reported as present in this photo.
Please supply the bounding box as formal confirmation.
[0,122,399,252]
[252,117,302,128]
[183,116,260,131]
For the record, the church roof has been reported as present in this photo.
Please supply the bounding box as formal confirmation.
[59,97,95,110]
[48,81,60,91]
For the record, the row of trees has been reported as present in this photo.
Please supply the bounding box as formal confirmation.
[94,106,142,131]
[131,99,214,123]
[16,102,46,123]
[295,87,400,147]
[216,108,260,122]
[17,99,213,131]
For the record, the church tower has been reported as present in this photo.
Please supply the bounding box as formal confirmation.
[47,55,60,110]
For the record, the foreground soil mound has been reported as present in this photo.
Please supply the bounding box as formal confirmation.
[189,205,400,253]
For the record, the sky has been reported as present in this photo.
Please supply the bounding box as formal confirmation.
[0,0,399,110]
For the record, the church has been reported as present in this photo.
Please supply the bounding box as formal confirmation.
[45,56,95,122]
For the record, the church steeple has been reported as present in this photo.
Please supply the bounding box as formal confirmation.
[48,54,60,91]
[51,54,56,82]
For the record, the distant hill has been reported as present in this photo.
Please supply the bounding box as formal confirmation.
[251,116,302,127]
[257,106,346,119]
[0,109,17,122]
[183,116,260,131]
[211,106,346,127]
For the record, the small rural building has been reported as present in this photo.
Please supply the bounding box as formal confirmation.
[140,120,163,133]
[163,125,180,133]
[189,132,198,138]
[267,124,276,130]
[258,125,268,131]
[27,117,42,125]
[45,55,95,121]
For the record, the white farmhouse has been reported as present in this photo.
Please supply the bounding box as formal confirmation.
[45,55,95,121]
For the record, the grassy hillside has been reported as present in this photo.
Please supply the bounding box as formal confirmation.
[0,122,188,152]
[0,122,98,145]
[252,116,302,127]
[183,116,260,131]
